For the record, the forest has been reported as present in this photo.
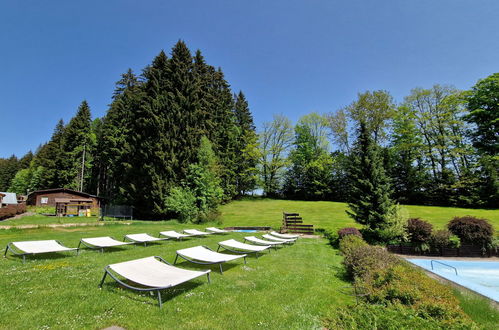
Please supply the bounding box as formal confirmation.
[0,41,497,219]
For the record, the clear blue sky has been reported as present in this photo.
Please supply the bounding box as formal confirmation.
[1,0,498,158]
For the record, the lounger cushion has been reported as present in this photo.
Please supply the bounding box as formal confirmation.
[177,246,244,263]
[219,239,269,252]
[11,240,76,254]
[81,237,132,248]
[184,229,212,236]
[262,234,295,243]
[109,257,209,288]
[125,234,165,242]
[206,227,228,233]
[245,236,282,245]
[159,231,191,239]
[270,231,300,239]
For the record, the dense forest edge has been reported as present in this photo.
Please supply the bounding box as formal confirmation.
[0,40,497,221]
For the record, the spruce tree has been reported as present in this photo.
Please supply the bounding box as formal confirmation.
[61,101,93,191]
[34,119,65,189]
[233,91,258,196]
[346,122,394,242]
[0,155,19,191]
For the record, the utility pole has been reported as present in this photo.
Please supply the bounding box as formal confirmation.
[80,145,86,192]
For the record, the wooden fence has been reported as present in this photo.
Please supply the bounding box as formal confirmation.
[0,203,27,220]
[387,244,499,258]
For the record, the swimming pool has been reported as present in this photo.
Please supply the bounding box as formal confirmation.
[408,259,499,302]
[233,229,258,233]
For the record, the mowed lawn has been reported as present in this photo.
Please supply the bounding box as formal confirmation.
[0,221,350,329]
[220,198,499,233]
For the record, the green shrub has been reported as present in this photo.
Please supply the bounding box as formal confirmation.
[338,243,475,328]
[430,229,452,248]
[342,244,398,279]
[339,235,368,256]
[448,216,494,247]
[407,218,433,244]
[338,227,362,239]
[165,187,198,223]
[324,302,475,330]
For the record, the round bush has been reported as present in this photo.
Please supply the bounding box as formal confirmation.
[430,229,452,247]
[339,235,367,256]
[407,218,433,244]
[447,216,494,246]
[338,227,362,239]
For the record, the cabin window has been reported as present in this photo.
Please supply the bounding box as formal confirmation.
[41,197,48,204]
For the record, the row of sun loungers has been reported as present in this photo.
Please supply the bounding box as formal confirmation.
[4,230,299,308]
[4,230,298,262]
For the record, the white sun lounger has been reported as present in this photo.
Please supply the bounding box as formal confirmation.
[270,231,300,239]
[78,237,133,252]
[183,229,212,236]
[159,231,191,240]
[262,234,296,244]
[124,233,168,246]
[99,256,210,308]
[4,240,78,263]
[217,239,270,258]
[206,227,229,234]
[244,236,284,249]
[175,246,246,274]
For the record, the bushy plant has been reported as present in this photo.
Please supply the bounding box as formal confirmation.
[339,242,475,328]
[324,302,475,329]
[407,218,433,244]
[377,204,409,244]
[338,227,362,239]
[339,235,368,256]
[342,244,397,279]
[431,229,452,248]
[448,216,494,247]
[165,187,198,223]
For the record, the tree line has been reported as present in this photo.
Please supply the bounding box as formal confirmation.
[259,75,498,209]
[0,43,497,219]
[1,41,258,219]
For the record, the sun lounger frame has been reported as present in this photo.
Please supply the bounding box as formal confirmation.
[4,241,79,263]
[217,241,270,258]
[77,237,133,253]
[174,245,246,274]
[99,256,211,308]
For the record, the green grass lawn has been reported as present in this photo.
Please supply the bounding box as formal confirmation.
[220,198,499,232]
[1,199,498,329]
[0,221,350,329]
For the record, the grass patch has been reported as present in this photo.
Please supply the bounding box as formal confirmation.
[452,288,499,329]
[0,222,351,329]
[220,198,499,232]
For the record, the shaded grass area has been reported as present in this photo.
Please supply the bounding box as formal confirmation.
[0,222,351,329]
[452,288,499,329]
[220,198,499,232]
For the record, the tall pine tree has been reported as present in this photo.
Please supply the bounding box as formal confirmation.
[347,122,394,242]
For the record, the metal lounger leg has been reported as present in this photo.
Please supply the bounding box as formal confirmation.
[157,290,162,308]
[219,263,223,274]
[99,271,108,288]
[207,272,211,284]
[243,256,247,264]
[174,254,179,265]
[216,245,221,252]
[3,245,9,258]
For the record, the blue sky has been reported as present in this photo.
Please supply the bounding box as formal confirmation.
[1,0,498,158]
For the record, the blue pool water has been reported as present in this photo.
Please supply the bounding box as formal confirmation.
[408,259,499,302]
[233,230,258,232]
